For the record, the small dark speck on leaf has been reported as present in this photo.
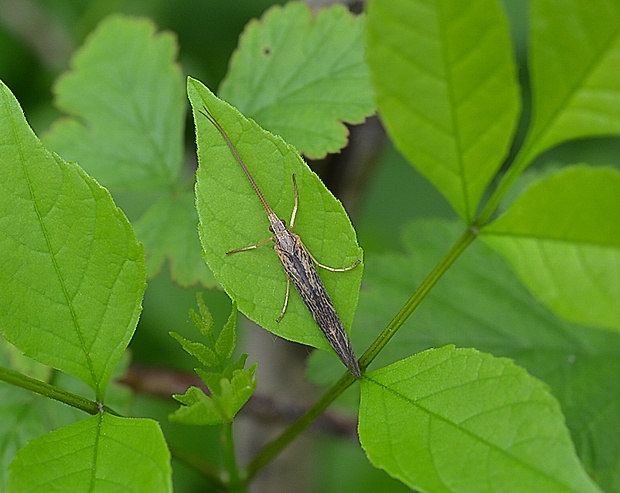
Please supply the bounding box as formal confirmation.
[263,47,271,56]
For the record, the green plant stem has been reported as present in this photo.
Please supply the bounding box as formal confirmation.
[222,422,246,492]
[477,135,537,226]
[359,226,477,370]
[0,366,119,415]
[246,370,356,480]
[246,226,477,479]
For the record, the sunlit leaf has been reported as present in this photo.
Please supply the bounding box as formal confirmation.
[189,77,363,355]
[0,80,145,399]
[482,166,620,331]
[8,414,171,492]
[366,0,519,220]
[360,347,601,493]
[519,0,620,167]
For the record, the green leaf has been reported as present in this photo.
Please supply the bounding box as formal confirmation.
[8,414,171,492]
[309,219,620,490]
[366,0,520,221]
[189,77,363,355]
[171,386,221,425]
[520,0,620,166]
[190,292,215,339]
[196,354,250,392]
[215,301,237,361]
[359,347,601,493]
[213,364,257,422]
[0,339,135,490]
[219,2,374,159]
[44,15,184,191]
[169,332,219,368]
[171,363,257,425]
[134,192,216,287]
[171,298,238,368]
[481,166,620,331]
[0,80,145,399]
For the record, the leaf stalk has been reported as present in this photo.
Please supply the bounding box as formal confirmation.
[0,366,119,415]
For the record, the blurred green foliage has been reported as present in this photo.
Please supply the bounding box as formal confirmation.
[2,1,620,492]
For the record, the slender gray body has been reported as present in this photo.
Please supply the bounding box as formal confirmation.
[269,214,361,378]
[200,106,361,378]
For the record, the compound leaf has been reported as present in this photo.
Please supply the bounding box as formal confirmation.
[309,219,619,490]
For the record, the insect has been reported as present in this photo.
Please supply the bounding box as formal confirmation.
[199,106,361,378]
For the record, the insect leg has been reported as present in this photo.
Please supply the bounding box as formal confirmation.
[288,174,360,272]
[307,248,361,272]
[289,174,299,231]
[227,236,274,255]
[276,275,291,322]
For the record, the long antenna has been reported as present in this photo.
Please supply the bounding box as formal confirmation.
[199,106,275,216]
